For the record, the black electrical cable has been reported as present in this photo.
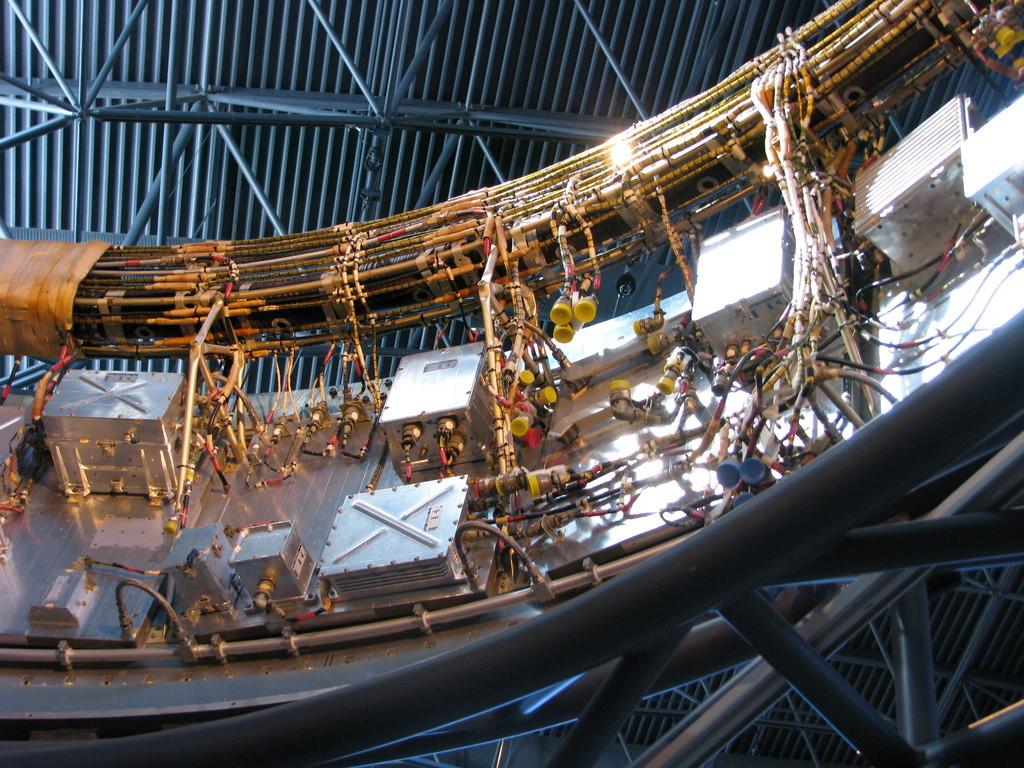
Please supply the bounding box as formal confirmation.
[660,493,722,526]
[853,247,944,307]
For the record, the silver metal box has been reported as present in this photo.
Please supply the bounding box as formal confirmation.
[230,521,315,607]
[692,207,792,357]
[963,92,1024,237]
[855,96,981,289]
[320,475,468,599]
[44,370,185,500]
[28,570,94,626]
[164,524,236,620]
[380,343,491,475]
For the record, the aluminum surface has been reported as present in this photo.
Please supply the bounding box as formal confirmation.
[963,92,1024,236]
[855,96,983,289]
[44,370,185,433]
[44,370,185,499]
[380,342,492,474]
[691,208,792,356]
[164,524,237,620]
[321,475,469,599]
[230,521,317,607]
[0,469,169,646]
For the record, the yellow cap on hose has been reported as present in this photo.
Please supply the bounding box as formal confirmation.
[510,414,531,437]
[527,473,542,497]
[518,369,536,386]
[537,385,558,404]
[549,296,573,326]
[574,295,598,323]
[552,324,575,343]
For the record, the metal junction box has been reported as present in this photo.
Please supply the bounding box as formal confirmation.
[320,475,468,600]
[855,96,981,290]
[380,343,491,475]
[229,521,316,608]
[692,207,793,357]
[44,370,185,501]
[164,524,236,620]
[28,570,94,627]
[963,92,1024,238]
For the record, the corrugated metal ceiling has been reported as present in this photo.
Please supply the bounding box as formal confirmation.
[2,0,846,244]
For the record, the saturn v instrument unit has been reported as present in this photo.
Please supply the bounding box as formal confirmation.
[2,1,1024,766]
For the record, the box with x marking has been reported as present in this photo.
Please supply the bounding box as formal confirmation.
[320,475,469,599]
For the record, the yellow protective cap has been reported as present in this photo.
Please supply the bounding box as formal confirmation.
[574,296,598,323]
[646,333,669,356]
[527,473,542,497]
[994,26,1024,57]
[609,379,632,392]
[163,518,180,536]
[656,376,676,396]
[510,414,531,437]
[549,298,573,326]
[518,369,536,386]
[537,385,558,404]
[632,319,646,337]
[553,324,575,343]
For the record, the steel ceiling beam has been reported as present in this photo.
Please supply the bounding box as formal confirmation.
[214,122,286,237]
[87,103,613,143]
[475,135,507,183]
[122,114,197,246]
[0,70,72,109]
[934,568,1019,725]
[305,0,383,117]
[571,0,649,120]
[71,106,86,242]
[204,91,362,117]
[156,0,183,245]
[386,0,457,114]
[6,79,625,141]
[892,581,940,747]
[416,133,461,208]
[84,0,152,109]
[0,114,73,152]
[627,570,927,768]
[0,95,71,116]
[833,646,1024,697]
[785,510,1024,584]
[923,695,1024,767]
[544,627,692,768]
[5,0,79,110]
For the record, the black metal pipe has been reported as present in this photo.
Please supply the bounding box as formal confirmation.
[716,591,916,767]
[326,587,831,768]
[923,697,1024,767]
[543,626,691,768]
[786,510,1024,584]
[4,308,1024,768]
[892,581,940,746]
